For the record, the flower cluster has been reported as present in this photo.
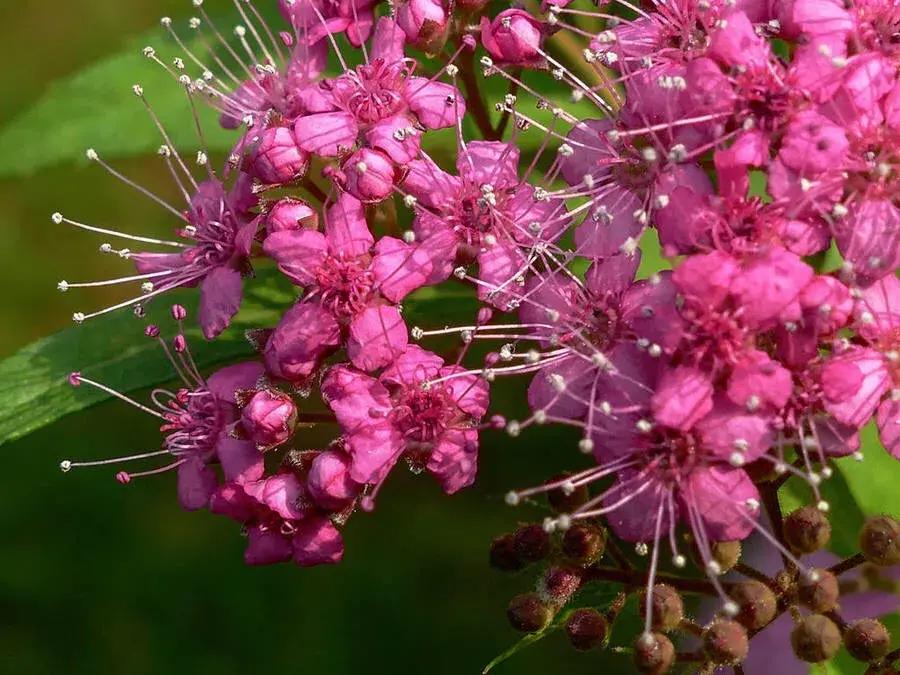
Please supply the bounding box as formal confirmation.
[53,0,898,671]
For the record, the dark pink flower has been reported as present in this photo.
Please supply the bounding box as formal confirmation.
[322,345,490,499]
[211,472,344,566]
[307,447,362,509]
[293,18,465,162]
[403,141,570,309]
[396,0,449,52]
[263,193,430,377]
[245,125,309,185]
[240,389,298,450]
[265,197,318,235]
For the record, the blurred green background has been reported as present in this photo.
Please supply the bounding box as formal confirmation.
[0,3,616,673]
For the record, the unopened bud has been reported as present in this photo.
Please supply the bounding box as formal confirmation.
[240,389,298,450]
[562,523,606,564]
[791,614,841,663]
[859,515,900,566]
[634,632,675,674]
[546,472,589,513]
[513,524,551,563]
[784,506,831,554]
[728,581,777,631]
[798,568,839,612]
[844,618,891,662]
[711,541,742,573]
[490,533,524,572]
[507,593,552,633]
[640,584,684,632]
[565,608,608,650]
[703,620,749,665]
[539,566,582,608]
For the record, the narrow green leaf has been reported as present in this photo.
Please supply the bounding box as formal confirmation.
[0,269,293,447]
[482,628,554,674]
[835,423,898,518]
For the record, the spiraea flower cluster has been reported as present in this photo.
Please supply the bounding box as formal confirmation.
[53,0,897,671]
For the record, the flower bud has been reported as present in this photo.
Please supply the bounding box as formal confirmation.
[703,620,749,665]
[507,593,552,633]
[562,523,606,564]
[859,515,900,566]
[342,148,397,204]
[490,533,524,572]
[791,614,842,663]
[728,580,777,631]
[513,523,551,563]
[634,633,675,674]
[546,472,590,513]
[307,450,360,509]
[266,197,318,235]
[240,389,297,449]
[396,0,448,54]
[480,10,544,66]
[784,506,831,554]
[798,568,840,613]
[844,619,891,662]
[639,584,684,632]
[248,126,309,185]
[539,566,582,608]
[565,608,607,651]
[711,541,742,573]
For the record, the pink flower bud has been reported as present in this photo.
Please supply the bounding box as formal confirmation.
[265,197,318,235]
[396,0,448,53]
[480,10,544,66]
[171,304,187,321]
[240,389,298,449]
[307,450,360,509]
[342,148,397,203]
[248,126,309,185]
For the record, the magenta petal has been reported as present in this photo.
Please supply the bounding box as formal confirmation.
[292,518,344,567]
[347,305,409,372]
[684,465,759,542]
[132,252,187,275]
[858,275,900,340]
[427,429,479,494]
[209,482,257,522]
[727,350,793,411]
[372,236,433,302]
[476,242,524,309]
[216,436,264,483]
[264,302,342,382]
[381,345,444,387]
[527,355,593,420]
[438,365,490,418]
[696,401,773,463]
[324,193,374,257]
[322,365,392,430]
[877,398,900,460]
[406,77,466,130]
[263,229,328,286]
[369,16,405,62]
[603,473,668,542]
[198,266,243,339]
[651,366,714,431]
[245,526,293,566]
[308,450,360,509]
[207,361,265,405]
[574,187,643,257]
[293,111,358,156]
[364,114,421,164]
[243,473,307,521]
[177,457,217,511]
[821,347,890,427]
[456,141,520,188]
[585,253,641,296]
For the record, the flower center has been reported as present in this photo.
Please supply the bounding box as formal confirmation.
[390,386,456,443]
[332,58,409,125]
[314,254,375,318]
[160,388,223,459]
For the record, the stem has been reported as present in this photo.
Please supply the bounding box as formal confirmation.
[828,552,866,577]
[761,483,791,569]
[297,412,338,424]
[459,46,498,140]
[605,538,634,571]
[734,563,777,589]
[301,176,328,203]
[583,564,726,596]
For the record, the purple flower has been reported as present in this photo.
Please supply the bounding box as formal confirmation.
[403,141,570,309]
[321,345,490,500]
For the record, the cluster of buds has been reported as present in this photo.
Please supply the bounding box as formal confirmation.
[48,0,898,669]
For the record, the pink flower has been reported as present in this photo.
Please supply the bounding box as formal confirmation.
[211,472,344,566]
[480,10,545,66]
[245,125,309,185]
[396,0,449,52]
[265,197,318,235]
[263,193,431,378]
[322,345,490,499]
[279,0,381,49]
[307,447,362,509]
[293,17,465,163]
[402,142,570,308]
[131,176,260,339]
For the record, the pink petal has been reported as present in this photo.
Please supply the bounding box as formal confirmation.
[381,345,444,388]
[370,17,405,62]
[877,398,900,460]
[293,111,358,156]
[696,401,773,463]
[347,305,409,372]
[427,429,479,494]
[372,236,433,302]
[402,156,461,209]
[438,365,490,419]
[684,466,759,542]
[364,114,422,164]
[177,457,217,511]
[215,437,265,483]
[324,193,374,257]
[264,302,342,382]
[405,77,466,130]
[262,229,329,287]
[292,518,344,567]
[456,141,520,188]
[207,361,265,405]
[604,473,668,542]
[652,366,714,431]
[199,266,243,339]
[727,350,793,411]
[821,347,891,427]
[245,526,293,566]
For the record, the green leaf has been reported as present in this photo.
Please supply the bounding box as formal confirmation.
[0,25,238,179]
[0,268,293,447]
[836,423,898,517]
[482,627,556,674]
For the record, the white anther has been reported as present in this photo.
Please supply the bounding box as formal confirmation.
[635,542,649,556]
[549,373,567,393]
[578,437,594,454]
[722,601,740,617]
[599,401,612,416]
[85,148,98,161]
[402,230,415,244]
[505,491,520,506]
[620,237,639,255]
[636,419,653,433]
[445,64,459,77]
[411,327,424,340]
[648,344,662,358]
[642,147,658,162]
[132,84,144,97]
[533,410,547,425]
[57,281,69,292]
[672,555,686,568]
[51,212,64,224]
[453,266,467,279]
[506,420,521,437]
[654,194,670,209]
[543,517,557,533]
[558,143,574,157]
[746,498,760,511]
[556,514,572,531]
[817,500,830,512]
[141,282,154,294]
[729,452,745,467]
[706,560,723,575]
[60,460,72,472]
[73,312,86,323]
[355,161,368,173]
[832,203,848,218]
